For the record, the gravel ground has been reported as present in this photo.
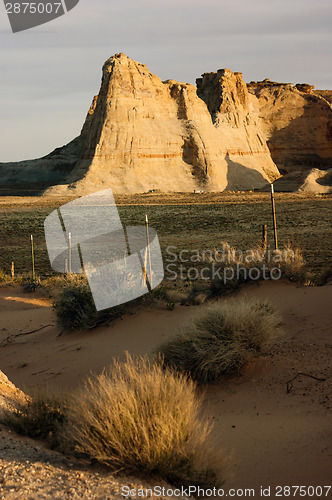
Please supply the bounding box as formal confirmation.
[0,426,172,500]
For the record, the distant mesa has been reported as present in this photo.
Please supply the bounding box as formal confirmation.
[1,53,331,195]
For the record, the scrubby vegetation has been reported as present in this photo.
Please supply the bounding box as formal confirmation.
[62,353,227,486]
[0,269,86,292]
[3,392,66,447]
[158,298,283,383]
[207,241,306,297]
[53,282,123,330]
[53,282,165,330]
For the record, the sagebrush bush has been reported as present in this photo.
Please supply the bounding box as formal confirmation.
[158,298,282,383]
[63,353,228,486]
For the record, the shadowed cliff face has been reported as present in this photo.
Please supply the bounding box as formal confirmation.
[248,81,332,175]
[5,53,332,195]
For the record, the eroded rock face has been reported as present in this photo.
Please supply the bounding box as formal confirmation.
[247,80,332,175]
[44,54,279,195]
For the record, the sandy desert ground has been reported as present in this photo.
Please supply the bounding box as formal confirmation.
[0,279,331,498]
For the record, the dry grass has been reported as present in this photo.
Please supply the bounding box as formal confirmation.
[0,269,26,286]
[208,241,306,296]
[158,298,283,383]
[62,353,228,486]
[0,269,86,292]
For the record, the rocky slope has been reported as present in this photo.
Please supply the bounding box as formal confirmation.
[0,370,24,415]
[1,54,331,194]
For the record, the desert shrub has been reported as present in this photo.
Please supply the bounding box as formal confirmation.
[53,282,125,330]
[54,281,164,330]
[310,267,332,286]
[2,393,66,447]
[158,298,282,383]
[22,277,42,292]
[63,353,228,486]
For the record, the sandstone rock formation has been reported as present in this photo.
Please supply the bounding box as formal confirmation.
[0,53,331,194]
[247,79,332,175]
[44,54,279,195]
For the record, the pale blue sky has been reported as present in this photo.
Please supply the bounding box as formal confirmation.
[1,0,331,162]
